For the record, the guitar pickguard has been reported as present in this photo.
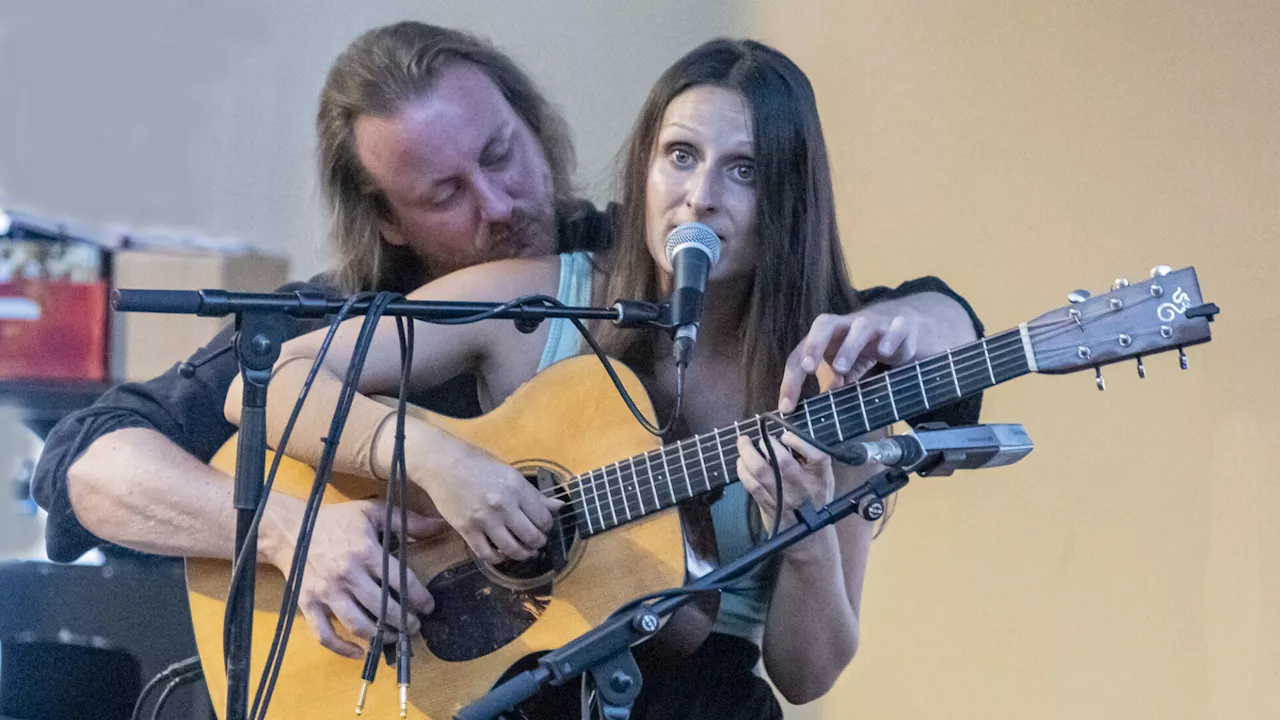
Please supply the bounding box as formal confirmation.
[420,563,551,662]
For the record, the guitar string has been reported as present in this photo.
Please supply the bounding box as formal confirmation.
[547,312,1163,531]
[401,308,1172,563]
[577,302,1155,511]
[406,295,1176,560]
[560,330,1039,520]
[416,330,1051,569]
[543,328,1045,529]
[564,351,1031,530]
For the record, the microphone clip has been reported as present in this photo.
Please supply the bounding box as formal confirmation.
[610,299,670,329]
[610,300,698,367]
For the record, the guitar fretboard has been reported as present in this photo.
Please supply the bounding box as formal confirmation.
[568,328,1032,538]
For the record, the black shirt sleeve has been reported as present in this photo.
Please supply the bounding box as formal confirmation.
[555,199,618,254]
[31,278,335,562]
[855,276,985,430]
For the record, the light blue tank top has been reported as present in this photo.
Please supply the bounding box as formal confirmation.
[538,252,774,643]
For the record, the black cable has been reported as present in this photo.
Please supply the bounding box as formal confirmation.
[396,291,684,439]
[228,290,696,718]
[266,290,398,699]
[432,292,685,438]
[252,291,400,720]
[609,410,870,616]
[223,292,373,695]
[358,312,417,717]
[425,293,561,326]
[357,314,419,716]
[758,409,868,466]
[252,294,384,718]
[388,314,415,717]
[148,667,205,720]
[130,657,203,720]
[753,415,786,540]
[566,315,682,438]
[365,317,413,687]
[611,551,775,617]
[223,292,375,661]
[241,291,546,719]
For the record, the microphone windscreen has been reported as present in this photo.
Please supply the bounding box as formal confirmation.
[664,222,721,265]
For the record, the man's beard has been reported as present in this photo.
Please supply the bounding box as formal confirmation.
[486,204,557,262]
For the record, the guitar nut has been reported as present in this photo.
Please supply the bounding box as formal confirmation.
[1151,285,1164,298]
[1118,334,1132,347]
[1078,346,1092,359]
[1161,325,1174,338]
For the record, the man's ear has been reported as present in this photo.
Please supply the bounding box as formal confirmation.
[378,217,409,247]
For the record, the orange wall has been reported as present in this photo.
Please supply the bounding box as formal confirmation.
[744,2,1279,718]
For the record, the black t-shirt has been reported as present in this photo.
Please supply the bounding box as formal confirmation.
[30,200,983,561]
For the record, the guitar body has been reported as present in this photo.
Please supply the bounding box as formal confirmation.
[188,355,718,719]
[185,264,1219,718]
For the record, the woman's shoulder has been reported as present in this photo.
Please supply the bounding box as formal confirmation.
[407,255,564,302]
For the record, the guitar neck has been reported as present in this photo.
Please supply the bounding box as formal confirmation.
[571,327,1034,538]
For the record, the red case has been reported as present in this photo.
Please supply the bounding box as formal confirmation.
[0,238,109,382]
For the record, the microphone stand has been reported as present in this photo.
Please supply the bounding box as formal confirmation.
[455,458,935,720]
[110,288,671,720]
[224,308,296,720]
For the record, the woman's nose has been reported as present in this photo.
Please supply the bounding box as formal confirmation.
[685,166,719,217]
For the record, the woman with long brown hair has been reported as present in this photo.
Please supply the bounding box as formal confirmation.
[229,37,979,716]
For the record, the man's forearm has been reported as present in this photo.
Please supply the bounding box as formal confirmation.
[871,291,980,352]
[66,427,301,563]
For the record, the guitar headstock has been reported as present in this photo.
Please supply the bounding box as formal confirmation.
[1025,265,1218,387]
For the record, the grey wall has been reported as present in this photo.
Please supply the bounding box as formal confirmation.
[0,0,743,280]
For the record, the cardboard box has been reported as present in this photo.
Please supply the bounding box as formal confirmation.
[111,250,289,382]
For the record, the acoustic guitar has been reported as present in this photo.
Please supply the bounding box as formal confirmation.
[188,266,1216,718]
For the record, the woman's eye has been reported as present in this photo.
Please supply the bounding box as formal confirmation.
[669,148,694,166]
[733,164,755,182]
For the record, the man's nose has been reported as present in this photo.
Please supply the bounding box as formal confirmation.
[475,173,514,224]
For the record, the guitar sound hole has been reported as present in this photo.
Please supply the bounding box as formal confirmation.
[420,462,580,663]
[488,466,578,585]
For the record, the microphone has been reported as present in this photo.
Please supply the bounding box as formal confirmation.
[664,222,721,368]
[851,423,1033,476]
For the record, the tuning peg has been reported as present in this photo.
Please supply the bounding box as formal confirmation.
[1095,367,1106,391]
[1150,265,1172,278]
[1178,347,1188,370]
[1068,290,1091,303]
[1136,356,1146,378]
[1112,278,1130,290]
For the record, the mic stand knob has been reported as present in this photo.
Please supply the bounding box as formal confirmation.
[857,495,886,521]
[587,650,643,720]
[631,610,661,635]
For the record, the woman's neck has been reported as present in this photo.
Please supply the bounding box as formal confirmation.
[664,275,752,356]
